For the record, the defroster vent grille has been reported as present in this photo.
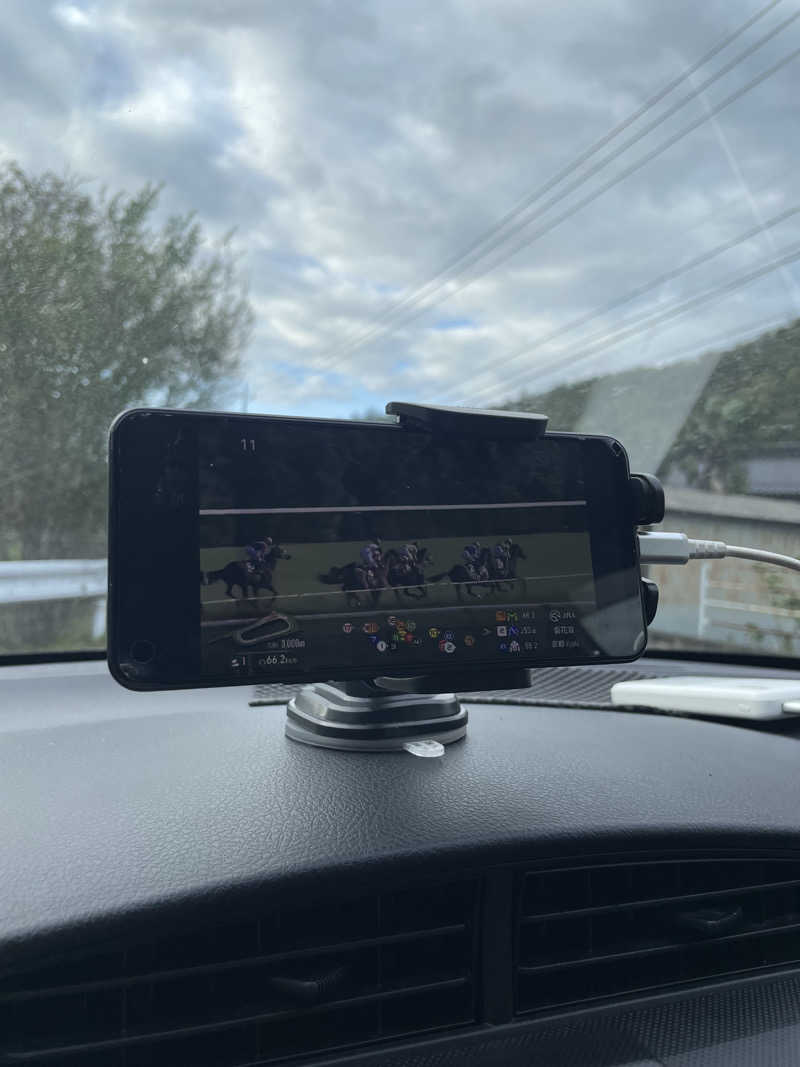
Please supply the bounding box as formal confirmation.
[515,857,800,1014]
[0,879,478,1066]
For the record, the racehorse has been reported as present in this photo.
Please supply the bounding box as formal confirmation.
[318,560,387,608]
[505,541,527,577]
[491,541,528,591]
[428,546,493,601]
[503,546,529,588]
[203,545,291,599]
[384,546,433,601]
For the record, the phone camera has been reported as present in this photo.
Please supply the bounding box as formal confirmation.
[130,639,156,664]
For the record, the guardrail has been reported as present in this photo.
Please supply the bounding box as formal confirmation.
[0,560,108,638]
[0,560,107,604]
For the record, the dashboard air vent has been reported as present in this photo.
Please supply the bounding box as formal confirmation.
[0,879,478,1065]
[515,857,800,1014]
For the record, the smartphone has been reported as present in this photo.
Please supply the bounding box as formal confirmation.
[108,408,646,690]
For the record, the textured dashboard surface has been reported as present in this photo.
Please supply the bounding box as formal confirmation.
[2,659,800,966]
[251,659,800,710]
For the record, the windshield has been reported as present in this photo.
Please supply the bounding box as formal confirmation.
[2,1,799,660]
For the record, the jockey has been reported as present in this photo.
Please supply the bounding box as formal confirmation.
[493,541,509,575]
[245,536,272,572]
[399,543,417,569]
[462,541,481,580]
[359,542,382,587]
[360,542,382,570]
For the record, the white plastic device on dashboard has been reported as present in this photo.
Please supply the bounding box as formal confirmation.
[611,675,800,721]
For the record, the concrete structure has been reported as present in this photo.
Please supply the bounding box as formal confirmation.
[649,488,800,656]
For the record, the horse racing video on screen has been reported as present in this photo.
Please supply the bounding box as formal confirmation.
[200,501,595,638]
[202,534,532,606]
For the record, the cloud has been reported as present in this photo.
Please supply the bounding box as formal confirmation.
[1,0,798,418]
[53,4,94,30]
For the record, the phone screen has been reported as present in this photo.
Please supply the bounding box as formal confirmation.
[109,410,645,689]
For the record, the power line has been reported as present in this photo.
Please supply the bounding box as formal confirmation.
[445,204,800,405]
[486,242,800,403]
[315,0,784,364]
[465,241,800,408]
[576,312,792,378]
[387,39,800,400]
[631,313,796,366]
[436,152,800,404]
[384,28,800,359]
[318,1,795,372]
[687,64,800,315]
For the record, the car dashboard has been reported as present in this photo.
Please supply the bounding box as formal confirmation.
[2,657,800,1066]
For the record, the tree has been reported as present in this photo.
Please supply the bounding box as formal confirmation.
[660,320,800,492]
[0,163,253,650]
[505,377,596,430]
[349,406,392,421]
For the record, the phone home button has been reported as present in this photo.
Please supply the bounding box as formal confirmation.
[130,639,156,664]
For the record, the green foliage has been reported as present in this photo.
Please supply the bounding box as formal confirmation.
[349,406,392,421]
[660,320,800,492]
[504,377,596,430]
[0,163,253,652]
[0,163,253,562]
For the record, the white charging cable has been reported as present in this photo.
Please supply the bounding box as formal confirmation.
[638,531,800,574]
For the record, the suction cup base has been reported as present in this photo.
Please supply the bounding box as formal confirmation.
[285,680,468,751]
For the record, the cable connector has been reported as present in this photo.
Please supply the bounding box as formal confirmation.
[637,532,727,564]
[637,531,692,564]
[638,531,800,574]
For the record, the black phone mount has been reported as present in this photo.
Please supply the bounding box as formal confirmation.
[285,402,663,752]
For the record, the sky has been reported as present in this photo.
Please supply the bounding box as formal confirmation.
[2,0,800,428]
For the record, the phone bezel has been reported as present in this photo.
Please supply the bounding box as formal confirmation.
[108,407,646,691]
